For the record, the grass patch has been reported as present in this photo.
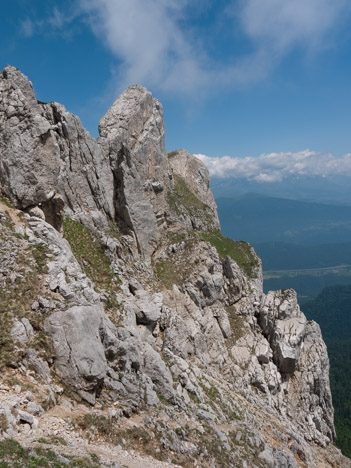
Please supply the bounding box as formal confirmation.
[104,221,121,240]
[77,415,162,460]
[201,231,259,278]
[167,175,214,228]
[63,217,120,309]
[167,150,179,159]
[0,413,8,432]
[167,231,187,244]
[32,243,48,271]
[0,194,15,209]
[0,439,26,466]
[225,306,246,345]
[153,260,180,290]
[153,236,199,289]
[193,424,235,468]
[0,438,98,467]
[122,427,152,446]
[37,436,67,446]
[200,377,242,422]
[0,233,50,369]
[168,175,209,215]
[77,413,113,435]
[0,210,15,234]
[203,382,220,401]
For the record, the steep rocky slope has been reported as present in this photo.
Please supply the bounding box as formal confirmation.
[0,65,349,467]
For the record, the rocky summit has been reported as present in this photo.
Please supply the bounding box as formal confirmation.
[0,65,349,467]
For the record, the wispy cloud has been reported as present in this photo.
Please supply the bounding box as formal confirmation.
[195,151,351,182]
[223,0,351,85]
[20,1,351,94]
[239,0,349,52]
[76,0,351,93]
[77,0,209,94]
[48,7,66,29]
[20,18,34,38]
[19,7,77,39]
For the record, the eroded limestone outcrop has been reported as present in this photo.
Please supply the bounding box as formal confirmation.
[0,66,114,231]
[0,65,348,467]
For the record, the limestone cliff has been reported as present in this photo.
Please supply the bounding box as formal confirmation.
[0,65,349,467]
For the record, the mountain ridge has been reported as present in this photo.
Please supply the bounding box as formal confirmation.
[0,65,349,467]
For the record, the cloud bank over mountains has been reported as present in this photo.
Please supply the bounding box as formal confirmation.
[195,151,351,182]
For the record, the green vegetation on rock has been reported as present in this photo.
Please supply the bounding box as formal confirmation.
[167,150,179,159]
[153,259,181,290]
[167,175,210,219]
[77,414,170,463]
[0,413,8,433]
[0,438,98,467]
[0,193,15,209]
[0,229,50,369]
[225,306,246,345]
[154,228,259,291]
[63,217,120,309]
[153,237,198,289]
[78,413,113,435]
[201,231,259,278]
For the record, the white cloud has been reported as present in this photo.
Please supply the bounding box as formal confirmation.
[22,1,351,94]
[239,0,348,50]
[48,7,66,29]
[224,0,351,84]
[78,0,209,94]
[75,0,351,93]
[194,151,351,182]
[20,18,34,38]
[19,6,77,39]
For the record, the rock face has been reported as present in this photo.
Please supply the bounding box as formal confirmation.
[98,84,168,195]
[168,148,219,231]
[0,66,349,467]
[44,305,108,402]
[0,66,114,231]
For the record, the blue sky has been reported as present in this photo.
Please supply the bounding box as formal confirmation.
[2,0,351,184]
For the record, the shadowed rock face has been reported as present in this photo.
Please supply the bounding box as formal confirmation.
[0,65,347,467]
[112,144,158,259]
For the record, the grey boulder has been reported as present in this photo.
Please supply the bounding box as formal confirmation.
[44,305,108,402]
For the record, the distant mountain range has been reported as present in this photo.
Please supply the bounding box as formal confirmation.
[216,192,351,246]
[211,175,351,205]
[215,192,351,302]
[255,242,351,271]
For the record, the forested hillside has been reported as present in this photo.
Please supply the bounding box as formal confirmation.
[303,285,351,457]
